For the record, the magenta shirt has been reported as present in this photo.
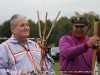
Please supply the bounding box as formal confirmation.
[59,34,100,75]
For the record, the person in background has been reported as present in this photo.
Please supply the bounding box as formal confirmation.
[0,14,54,75]
[59,13,100,75]
[33,38,49,54]
[34,38,41,47]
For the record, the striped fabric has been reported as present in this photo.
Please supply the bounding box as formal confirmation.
[0,35,55,75]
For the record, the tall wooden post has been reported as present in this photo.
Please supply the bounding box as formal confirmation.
[37,11,61,74]
[92,19,98,75]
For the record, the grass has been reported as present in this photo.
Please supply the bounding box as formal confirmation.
[98,64,100,75]
[54,60,100,75]
[54,60,61,75]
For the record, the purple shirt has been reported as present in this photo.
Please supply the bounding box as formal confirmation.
[59,34,100,75]
[0,35,54,75]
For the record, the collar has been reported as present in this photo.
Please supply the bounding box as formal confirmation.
[71,32,86,42]
[9,35,32,44]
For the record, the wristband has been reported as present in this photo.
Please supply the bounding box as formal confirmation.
[84,43,89,50]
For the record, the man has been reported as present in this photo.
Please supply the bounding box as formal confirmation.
[59,13,100,75]
[0,14,54,75]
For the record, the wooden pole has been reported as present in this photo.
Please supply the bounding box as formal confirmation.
[43,12,48,40]
[37,11,61,74]
[46,11,61,41]
[37,10,42,38]
[91,19,98,75]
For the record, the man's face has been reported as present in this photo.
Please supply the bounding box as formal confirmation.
[11,18,30,39]
[72,24,88,38]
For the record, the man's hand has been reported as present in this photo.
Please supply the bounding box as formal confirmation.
[87,36,99,48]
[21,71,30,75]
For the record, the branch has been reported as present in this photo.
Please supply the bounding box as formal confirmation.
[43,12,48,41]
[37,10,42,38]
[46,11,61,41]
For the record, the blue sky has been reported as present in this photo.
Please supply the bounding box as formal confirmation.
[0,0,100,24]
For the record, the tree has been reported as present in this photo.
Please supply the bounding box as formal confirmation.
[28,19,37,38]
[1,20,11,38]
[55,16,71,46]
[0,11,100,47]
[0,25,2,37]
[84,11,99,36]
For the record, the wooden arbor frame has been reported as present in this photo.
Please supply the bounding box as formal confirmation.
[37,10,61,72]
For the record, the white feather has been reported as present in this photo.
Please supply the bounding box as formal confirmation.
[75,11,80,16]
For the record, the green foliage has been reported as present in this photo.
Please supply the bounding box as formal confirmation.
[0,25,2,36]
[1,20,11,38]
[57,16,72,36]
[0,11,100,46]
[84,11,99,36]
[28,19,38,37]
[54,60,60,75]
